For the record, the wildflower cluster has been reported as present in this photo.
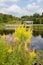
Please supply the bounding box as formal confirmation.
[0,24,40,65]
[14,24,32,51]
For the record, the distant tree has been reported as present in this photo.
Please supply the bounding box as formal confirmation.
[3,15,8,23]
[0,18,3,23]
[41,13,43,17]
[21,16,30,21]
[0,13,43,24]
[33,13,40,18]
[41,18,43,24]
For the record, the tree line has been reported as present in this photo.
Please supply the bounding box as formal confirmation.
[0,13,43,24]
[0,13,21,24]
[21,13,43,24]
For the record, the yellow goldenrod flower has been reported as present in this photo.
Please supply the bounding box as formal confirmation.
[29,50,36,57]
[14,24,32,52]
[8,47,13,53]
[26,27,32,39]
[14,37,19,42]
[18,44,21,51]
[1,34,6,39]
[25,39,30,44]
[24,43,28,51]
[14,25,32,42]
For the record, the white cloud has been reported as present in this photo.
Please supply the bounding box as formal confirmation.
[9,0,32,2]
[9,0,19,2]
[0,0,43,17]
[0,0,32,3]
[37,8,43,14]
[7,5,22,13]
[6,5,30,15]
[0,4,30,16]
[0,0,5,6]
[37,0,42,3]
[0,0,19,6]
[26,2,43,15]
[26,2,39,10]
[0,8,7,13]
[0,3,43,17]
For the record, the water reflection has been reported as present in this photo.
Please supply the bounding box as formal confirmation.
[0,32,43,51]
[31,35,43,50]
[33,30,43,38]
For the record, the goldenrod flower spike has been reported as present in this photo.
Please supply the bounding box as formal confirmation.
[14,37,19,42]
[14,24,32,52]
[24,42,28,51]
[8,47,13,54]
[1,34,6,39]
[29,50,36,58]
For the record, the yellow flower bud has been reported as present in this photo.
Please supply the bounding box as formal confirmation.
[14,37,19,42]
[8,47,13,53]
[29,50,36,57]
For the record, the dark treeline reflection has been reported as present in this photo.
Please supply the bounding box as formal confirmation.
[33,30,43,38]
[0,30,43,38]
[0,30,15,35]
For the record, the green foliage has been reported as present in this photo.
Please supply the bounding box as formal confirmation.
[0,34,43,65]
[21,13,43,24]
[0,39,43,65]
[0,39,35,65]
[0,13,43,24]
[0,40,9,65]
[0,13,21,24]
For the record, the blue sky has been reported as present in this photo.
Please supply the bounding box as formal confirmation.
[0,0,43,17]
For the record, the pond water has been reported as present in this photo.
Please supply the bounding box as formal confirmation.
[31,35,43,51]
[0,33,43,51]
[12,33,43,51]
[6,34,43,51]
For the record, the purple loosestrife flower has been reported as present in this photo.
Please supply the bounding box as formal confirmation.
[8,37,13,43]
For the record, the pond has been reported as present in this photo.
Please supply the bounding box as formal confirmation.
[12,33,43,51]
[0,31,43,51]
[31,35,43,51]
